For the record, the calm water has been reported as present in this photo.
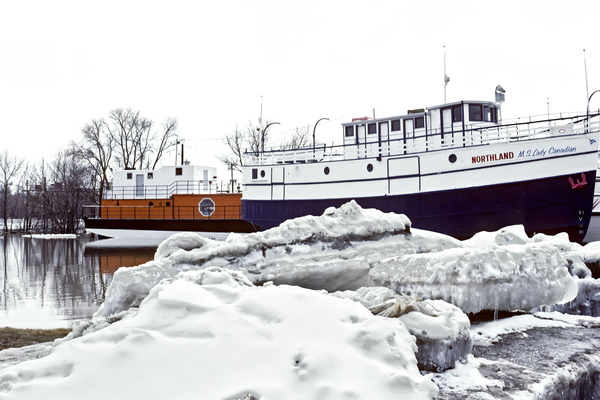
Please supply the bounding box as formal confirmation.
[2,216,600,329]
[0,235,156,329]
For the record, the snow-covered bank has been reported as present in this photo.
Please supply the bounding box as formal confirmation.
[0,268,438,399]
[2,201,600,399]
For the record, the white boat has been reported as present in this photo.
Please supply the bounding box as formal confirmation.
[241,100,600,242]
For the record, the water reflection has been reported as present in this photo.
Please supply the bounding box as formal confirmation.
[0,235,156,329]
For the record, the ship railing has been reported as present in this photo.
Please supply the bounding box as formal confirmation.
[244,113,600,165]
[103,180,242,200]
[83,205,243,220]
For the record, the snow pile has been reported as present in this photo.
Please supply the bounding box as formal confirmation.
[333,288,472,372]
[97,204,592,320]
[0,267,438,400]
[370,226,578,314]
[96,200,413,317]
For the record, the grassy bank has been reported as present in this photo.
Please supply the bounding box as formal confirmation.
[0,328,72,351]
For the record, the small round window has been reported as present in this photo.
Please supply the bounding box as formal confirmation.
[148,201,154,207]
[448,154,457,163]
[324,166,330,175]
[198,198,216,217]
[260,170,266,178]
[367,163,373,172]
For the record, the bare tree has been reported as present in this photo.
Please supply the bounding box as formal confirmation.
[72,118,113,203]
[151,117,178,170]
[106,108,178,170]
[76,108,179,203]
[279,125,311,150]
[17,166,41,233]
[0,150,25,233]
[30,148,96,233]
[218,121,275,172]
[217,126,246,173]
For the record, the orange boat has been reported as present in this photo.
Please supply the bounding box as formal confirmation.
[83,163,259,240]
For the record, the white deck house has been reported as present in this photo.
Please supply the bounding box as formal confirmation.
[105,164,219,199]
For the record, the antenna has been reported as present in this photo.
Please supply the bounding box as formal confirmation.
[259,95,263,131]
[444,46,450,103]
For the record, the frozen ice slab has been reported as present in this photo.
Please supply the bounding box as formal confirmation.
[96,201,413,317]
[369,242,578,314]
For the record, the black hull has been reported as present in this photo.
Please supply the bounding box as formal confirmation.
[242,171,597,243]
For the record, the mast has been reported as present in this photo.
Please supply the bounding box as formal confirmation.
[584,49,590,105]
[444,46,450,103]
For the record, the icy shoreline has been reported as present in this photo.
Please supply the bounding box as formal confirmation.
[2,201,600,399]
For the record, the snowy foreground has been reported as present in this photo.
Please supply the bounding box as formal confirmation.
[2,201,600,399]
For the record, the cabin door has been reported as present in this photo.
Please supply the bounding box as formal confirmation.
[442,108,452,146]
[202,169,209,191]
[135,174,144,197]
[379,121,389,156]
[356,125,366,158]
[403,119,414,154]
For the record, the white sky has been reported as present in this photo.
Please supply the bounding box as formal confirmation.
[2,0,600,179]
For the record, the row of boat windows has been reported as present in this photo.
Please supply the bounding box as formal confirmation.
[344,104,498,137]
[125,168,184,180]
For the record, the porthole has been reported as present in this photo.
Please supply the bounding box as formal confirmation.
[260,170,266,178]
[199,198,216,217]
[367,163,373,172]
[166,201,171,207]
[324,166,330,175]
[148,201,154,207]
[448,154,457,163]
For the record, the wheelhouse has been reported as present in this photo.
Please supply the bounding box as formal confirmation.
[342,101,500,155]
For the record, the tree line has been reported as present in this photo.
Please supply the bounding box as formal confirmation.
[1,109,307,234]
[1,108,178,234]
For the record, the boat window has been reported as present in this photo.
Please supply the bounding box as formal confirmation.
[252,169,258,179]
[127,173,132,180]
[166,201,171,207]
[391,119,401,131]
[368,123,377,134]
[483,106,498,122]
[345,126,354,137]
[176,167,183,176]
[452,105,462,122]
[147,173,153,179]
[469,104,483,121]
[415,116,425,129]
[149,202,154,207]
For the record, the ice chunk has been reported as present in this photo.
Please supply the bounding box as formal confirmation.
[332,288,472,372]
[0,268,439,399]
[546,277,600,317]
[370,242,578,314]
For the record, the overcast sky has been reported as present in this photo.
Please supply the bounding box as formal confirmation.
[2,0,600,179]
